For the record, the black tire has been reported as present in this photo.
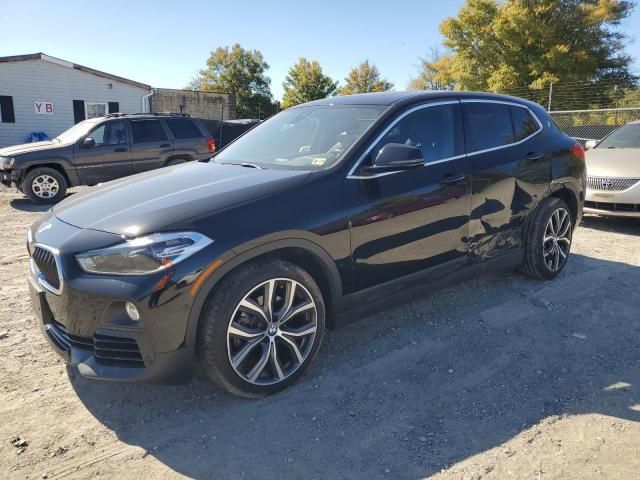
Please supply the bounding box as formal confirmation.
[197,258,326,398]
[522,197,573,280]
[166,158,187,167]
[23,167,68,204]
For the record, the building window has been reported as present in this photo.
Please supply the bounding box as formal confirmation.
[0,96,16,123]
[85,102,108,119]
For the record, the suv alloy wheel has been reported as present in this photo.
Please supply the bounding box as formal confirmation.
[197,259,326,398]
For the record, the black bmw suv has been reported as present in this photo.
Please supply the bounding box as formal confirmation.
[27,91,585,398]
[1,113,215,204]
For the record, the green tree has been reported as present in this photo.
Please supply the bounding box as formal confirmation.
[408,46,453,90]
[618,87,640,107]
[281,58,337,109]
[339,60,393,95]
[435,0,636,93]
[191,44,273,118]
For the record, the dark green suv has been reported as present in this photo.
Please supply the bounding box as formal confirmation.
[1,113,215,203]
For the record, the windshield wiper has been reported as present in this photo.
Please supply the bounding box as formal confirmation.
[221,162,265,169]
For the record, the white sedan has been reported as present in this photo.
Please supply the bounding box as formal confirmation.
[584,121,640,218]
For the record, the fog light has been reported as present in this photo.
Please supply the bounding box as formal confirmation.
[125,302,140,321]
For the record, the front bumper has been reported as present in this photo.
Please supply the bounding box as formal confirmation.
[1,170,19,188]
[585,181,640,218]
[583,204,640,218]
[26,215,198,384]
[29,275,194,383]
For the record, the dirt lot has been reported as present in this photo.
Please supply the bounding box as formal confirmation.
[1,185,639,480]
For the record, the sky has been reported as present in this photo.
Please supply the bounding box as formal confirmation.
[2,0,640,101]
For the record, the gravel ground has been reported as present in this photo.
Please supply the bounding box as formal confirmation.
[1,186,639,480]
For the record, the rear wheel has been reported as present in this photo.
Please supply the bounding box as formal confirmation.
[523,197,573,280]
[23,167,68,204]
[197,259,325,398]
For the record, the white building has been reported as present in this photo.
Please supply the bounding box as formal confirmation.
[0,53,152,147]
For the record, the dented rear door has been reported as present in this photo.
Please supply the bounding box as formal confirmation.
[462,100,551,261]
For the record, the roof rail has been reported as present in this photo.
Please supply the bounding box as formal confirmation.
[104,112,191,118]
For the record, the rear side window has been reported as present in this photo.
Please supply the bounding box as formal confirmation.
[131,120,167,143]
[371,103,464,164]
[463,103,514,152]
[165,118,203,139]
[511,106,539,141]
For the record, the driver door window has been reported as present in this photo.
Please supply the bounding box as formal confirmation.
[87,121,127,147]
[368,103,463,166]
[75,120,132,185]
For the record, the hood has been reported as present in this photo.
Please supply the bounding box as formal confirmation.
[586,148,640,177]
[53,162,310,236]
[0,140,66,156]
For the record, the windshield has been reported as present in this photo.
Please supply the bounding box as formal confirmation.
[213,105,387,170]
[54,119,100,144]
[597,123,640,149]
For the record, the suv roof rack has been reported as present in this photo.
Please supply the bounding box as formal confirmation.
[104,112,191,118]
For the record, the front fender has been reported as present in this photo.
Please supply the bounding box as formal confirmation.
[14,154,79,187]
[183,237,342,348]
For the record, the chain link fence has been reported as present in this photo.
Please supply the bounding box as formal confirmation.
[549,107,640,145]
[498,79,640,143]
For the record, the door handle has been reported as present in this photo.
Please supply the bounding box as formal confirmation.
[160,143,171,148]
[526,152,544,161]
[439,172,466,185]
[114,147,128,153]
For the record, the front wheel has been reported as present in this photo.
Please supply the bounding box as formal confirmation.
[197,259,325,398]
[23,167,68,204]
[523,197,573,280]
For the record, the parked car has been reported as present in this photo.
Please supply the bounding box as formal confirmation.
[200,118,262,150]
[1,113,215,204]
[26,91,585,397]
[584,121,640,217]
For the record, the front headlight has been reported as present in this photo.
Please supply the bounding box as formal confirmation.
[1,157,15,170]
[76,232,213,275]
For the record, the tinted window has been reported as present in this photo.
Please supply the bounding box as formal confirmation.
[131,120,167,143]
[88,121,127,146]
[597,124,640,149]
[371,104,463,164]
[511,106,539,141]
[464,103,514,152]
[165,118,203,139]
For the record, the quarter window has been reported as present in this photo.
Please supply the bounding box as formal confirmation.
[165,118,203,139]
[370,103,463,164]
[511,106,539,141]
[131,120,168,143]
[463,103,514,152]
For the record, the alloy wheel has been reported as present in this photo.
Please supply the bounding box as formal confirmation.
[226,278,318,386]
[543,207,571,272]
[32,175,60,199]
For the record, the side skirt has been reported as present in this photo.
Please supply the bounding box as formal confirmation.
[333,250,522,329]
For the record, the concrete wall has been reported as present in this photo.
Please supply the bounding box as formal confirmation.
[0,59,150,147]
[150,88,236,120]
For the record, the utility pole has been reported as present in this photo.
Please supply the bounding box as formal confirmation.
[548,83,553,111]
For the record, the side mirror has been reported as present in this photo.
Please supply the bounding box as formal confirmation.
[585,139,598,150]
[363,143,424,174]
[82,137,96,148]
